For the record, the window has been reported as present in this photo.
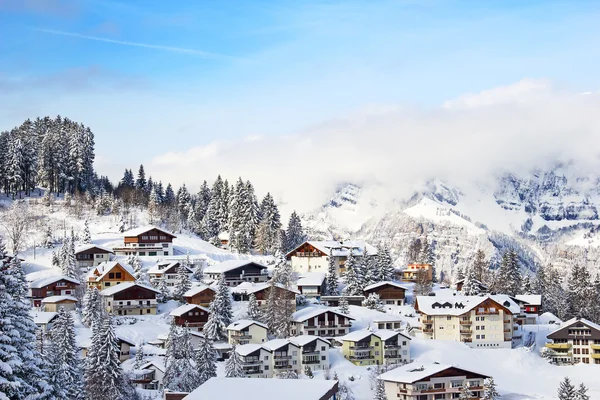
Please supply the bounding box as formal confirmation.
[375,351,379,356]
[116,272,122,279]
[149,235,158,241]
[481,335,485,339]
[434,394,445,399]
[292,361,297,365]
[292,351,297,356]
[147,301,151,305]
[95,254,102,258]
[321,356,326,361]
[146,309,151,314]
[469,380,480,387]
[416,384,427,390]
[160,236,167,240]
[105,282,111,286]
[402,341,407,346]
[433,383,444,389]
[141,236,149,240]
[139,252,146,256]
[451,380,463,388]
[264,366,269,370]
[447,316,452,320]
[321,346,326,351]
[109,273,115,279]
[127,301,131,305]
[162,243,169,248]
[265,356,269,360]
[149,252,157,256]
[163,252,169,256]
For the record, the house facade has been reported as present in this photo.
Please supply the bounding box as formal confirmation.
[231,282,298,309]
[204,260,269,287]
[227,320,268,346]
[41,295,78,312]
[263,339,302,376]
[401,264,433,282]
[379,363,490,400]
[363,281,407,306]
[131,360,165,391]
[148,262,193,286]
[545,318,600,365]
[86,261,136,289]
[100,282,160,316]
[291,308,355,337]
[372,315,403,330]
[29,275,81,307]
[235,344,273,378]
[286,240,377,274]
[340,330,411,366]
[289,336,331,372]
[75,244,114,269]
[82,336,135,362]
[296,272,326,299]
[415,294,520,349]
[513,295,543,325]
[170,304,210,331]
[112,226,177,257]
[183,285,216,307]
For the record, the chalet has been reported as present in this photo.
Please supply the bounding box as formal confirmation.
[320,295,365,307]
[231,282,299,308]
[86,261,136,289]
[286,240,377,274]
[455,278,489,294]
[371,314,403,330]
[363,281,407,306]
[113,226,177,257]
[401,263,433,282]
[183,284,216,307]
[263,339,302,376]
[289,335,331,372]
[340,329,411,366]
[170,304,210,332]
[100,282,160,316]
[131,359,165,391]
[148,262,193,286]
[183,377,339,400]
[41,295,78,312]
[513,295,543,325]
[227,320,268,346]
[235,343,273,378]
[75,244,114,269]
[296,272,326,299]
[29,275,81,307]
[290,307,355,337]
[81,336,135,362]
[204,260,269,286]
[545,318,600,365]
[29,310,58,333]
[415,294,521,349]
[379,363,490,400]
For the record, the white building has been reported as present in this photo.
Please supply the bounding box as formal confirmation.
[227,319,268,346]
[415,294,520,349]
[263,339,302,376]
[290,307,355,337]
[148,261,193,286]
[379,363,490,400]
[289,335,331,372]
[131,359,165,391]
[296,272,326,299]
[285,240,377,274]
[112,226,176,257]
[100,282,160,316]
[235,343,273,378]
[75,244,114,268]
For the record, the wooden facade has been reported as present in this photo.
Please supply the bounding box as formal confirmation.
[172,306,210,331]
[124,228,176,244]
[112,285,158,302]
[30,278,80,307]
[363,283,406,305]
[184,288,216,307]
[88,262,136,289]
[286,242,328,259]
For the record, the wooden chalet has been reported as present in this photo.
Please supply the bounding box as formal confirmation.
[183,285,216,307]
[113,226,177,257]
[29,275,81,307]
[363,281,407,306]
[100,282,160,316]
[75,244,114,268]
[231,282,299,307]
[170,304,211,331]
[204,260,269,286]
[86,261,136,289]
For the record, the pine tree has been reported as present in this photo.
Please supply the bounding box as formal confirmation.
[133,342,145,369]
[148,186,161,223]
[339,295,350,315]
[132,255,144,282]
[135,164,147,192]
[285,211,307,252]
[304,365,314,379]
[482,377,500,400]
[48,307,84,399]
[576,383,589,400]
[459,384,474,400]
[455,265,465,282]
[521,274,532,295]
[82,219,92,244]
[195,336,217,385]
[163,326,200,392]
[255,192,282,254]
[461,266,479,296]
[363,293,384,312]
[344,252,363,296]
[156,277,170,303]
[52,250,60,268]
[203,276,233,340]
[376,243,395,282]
[82,286,103,327]
[472,249,487,283]
[338,380,355,400]
[247,293,261,320]
[363,252,377,287]
[557,377,576,400]
[44,224,55,248]
[225,345,246,378]
[326,250,340,295]
[374,379,387,400]
[173,264,192,301]
[567,264,594,319]
[496,250,522,296]
[60,234,78,279]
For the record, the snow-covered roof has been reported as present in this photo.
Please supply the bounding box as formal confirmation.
[29,311,58,324]
[139,360,165,373]
[169,304,210,317]
[235,343,269,356]
[231,281,300,295]
[556,317,600,332]
[30,275,80,288]
[286,240,377,258]
[288,335,331,347]
[291,307,355,322]
[87,261,135,282]
[296,272,326,287]
[514,295,542,306]
[183,284,216,297]
[204,259,267,274]
[363,281,408,292]
[183,377,338,400]
[339,329,406,343]
[379,363,489,384]
[75,244,114,254]
[122,225,176,238]
[371,314,404,323]
[147,262,193,275]
[415,294,521,316]
[218,231,230,241]
[263,338,300,351]
[226,319,267,331]
[41,295,78,303]
[100,282,160,297]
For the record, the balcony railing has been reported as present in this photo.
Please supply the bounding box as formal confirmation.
[236,334,252,339]
[350,346,373,350]
[274,355,292,360]
[349,356,373,360]
[303,359,321,364]
[476,310,499,315]
[384,344,401,349]
[545,343,571,350]
[274,364,292,369]
[302,350,320,355]
[459,320,472,325]
[384,354,399,359]
[504,319,511,323]
[423,328,434,333]
[460,329,471,334]
[591,353,600,360]
[130,371,155,382]
[242,360,262,367]
[113,304,156,310]
[591,344,600,350]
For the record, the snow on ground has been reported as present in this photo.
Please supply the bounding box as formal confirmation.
[403,197,486,235]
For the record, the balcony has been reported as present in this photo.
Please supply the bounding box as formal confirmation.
[130,371,155,383]
[303,359,321,365]
[504,319,511,323]
[350,346,373,350]
[244,368,263,375]
[422,387,445,394]
[237,334,252,340]
[302,350,320,356]
[423,328,434,333]
[113,304,156,310]
[242,360,262,367]
[590,344,600,350]
[384,354,399,359]
[545,343,572,350]
[462,338,472,343]
[460,330,471,335]
[504,329,511,333]
[476,310,499,315]
[591,353,600,360]
[384,344,401,350]
[459,320,472,325]
[274,364,292,369]
[274,355,292,360]
[340,324,352,327]
[349,356,373,361]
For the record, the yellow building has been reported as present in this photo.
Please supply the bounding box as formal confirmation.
[340,329,411,366]
[86,261,136,289]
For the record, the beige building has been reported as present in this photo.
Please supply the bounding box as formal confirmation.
[379,363,490,400]
[286,240,377,274]
[415,294,520,349]
[340,329,411,366]
[41,295,78,312]
[227,320,268,346]
[545,317,600,365]
[290,307,355,338]
[100,282,160,316]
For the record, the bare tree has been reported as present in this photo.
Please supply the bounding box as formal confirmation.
[0,201,32,255]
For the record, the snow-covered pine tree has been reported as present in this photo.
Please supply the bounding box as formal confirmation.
[163,326,200,392]
[60,235,78,279]
[0,255,54,399]
[132,255,143,280]
[228,178,248,253]
[344,251,363,296]
[247,293,261,320]
[278,370,299,379]
[521,274,532,295]
[363,293,384,312]
[373,379,387,400]
[255,192,282,254]
[195,180,211,223]
[133,342,145,369]
[52,250,60,268]
[461,266,479,296]
[85,317,127,400]
[82,219,92,244]
[455,265,465,283]
[148,186,161,223]
[173,264,192,301]
[339,295,350,315]
[338,380,355,400]
[285,211,307,252]
[459,384,474,400]
[44,224,55,248]
[195,336,217,385]
[496,250,522,296]
[472,249,487,283]
[48,307,84,399]
[482,377,500,400]
[376,243,395,282]
[262,283,279,335]
[225,345,246,377]
[203,276,233,340]
[567,264,594,319]
[576,383,590,400]
[557,377,576,400]
[326,250,340,295]
[82,286,103,327]
[363,251,377,287]
[156,277,170,303]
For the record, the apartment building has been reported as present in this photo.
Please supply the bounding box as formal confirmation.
[290,307,355,337]
[401,264,433,283]
[340,329,411,366]
[75,244,114,269]
[100,282,160,316]
[234,344,273,378]
[415,294,520,349]
[204,260,269,286]
[379,363,490,400]
[286,240,377,274]
[545,318,600,365]
[289,335,331,372]
[263,339,302,376]
[227,319,268,346]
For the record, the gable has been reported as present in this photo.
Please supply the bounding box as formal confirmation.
[112,285,158,300]
[285,242,327,259]
[548,320,600,340]
[423,366,489,382]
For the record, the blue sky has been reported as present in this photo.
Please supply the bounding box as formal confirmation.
[1,0,600,187]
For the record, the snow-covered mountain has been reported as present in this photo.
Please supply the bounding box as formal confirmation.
[303,164,600,280]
